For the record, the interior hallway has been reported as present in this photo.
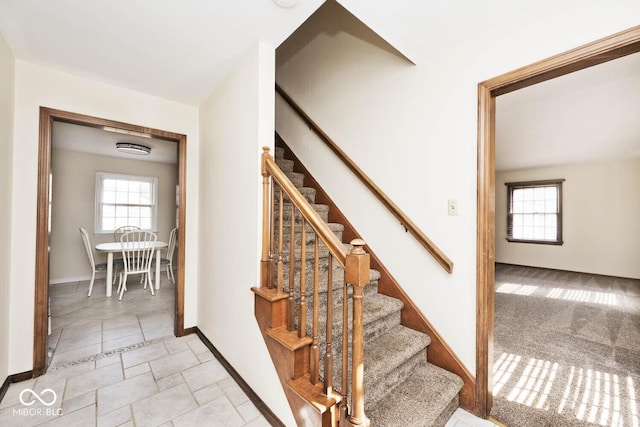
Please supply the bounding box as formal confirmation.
[0,275,271,426]
[0,275,499,426]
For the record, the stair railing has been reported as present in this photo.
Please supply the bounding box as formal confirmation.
[260,147,371,426]
[276,84,453,274]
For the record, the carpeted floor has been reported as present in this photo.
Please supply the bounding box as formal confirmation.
[491,264,640,427]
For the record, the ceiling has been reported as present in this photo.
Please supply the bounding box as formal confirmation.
[52,121,178,164]
[1,1,638,171]
[496,51,640,172]
[0,0,324,105]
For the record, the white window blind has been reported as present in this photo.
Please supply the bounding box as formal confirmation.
[506,179,564,245]
[95,172,158,233]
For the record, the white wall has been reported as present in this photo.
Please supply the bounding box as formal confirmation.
[275,0,640,372]
[0,34,15,382]
[8,60,199,374]
[49,149,178,283]
[198,43,295,426]
[496,159,640,279]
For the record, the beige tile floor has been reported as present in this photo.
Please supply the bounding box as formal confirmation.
[47,275,176,368]
[0,274,497,426]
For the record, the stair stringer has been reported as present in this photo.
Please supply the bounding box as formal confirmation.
[252,286,340,427]
[277,134,477,413]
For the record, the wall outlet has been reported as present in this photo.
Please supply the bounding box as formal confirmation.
[448,199,458,216]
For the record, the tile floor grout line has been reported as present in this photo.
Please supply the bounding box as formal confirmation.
[49,335,176,371]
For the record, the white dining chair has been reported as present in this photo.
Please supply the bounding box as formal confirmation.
[117,230,157,300]
[160,227,177,284]
[80,227,114,297]
[113,225,141,284]
[114,225,140,241]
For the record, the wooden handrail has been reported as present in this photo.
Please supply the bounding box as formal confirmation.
[276,84,454,274]
[263,149,348,267]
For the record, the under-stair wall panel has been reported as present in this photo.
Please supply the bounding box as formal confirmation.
[198,44,296,426]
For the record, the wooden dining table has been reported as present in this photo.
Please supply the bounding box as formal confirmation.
[95,240,168,297]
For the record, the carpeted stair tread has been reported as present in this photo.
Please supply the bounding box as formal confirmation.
[284,171,305,188]
[278,242,351,264]
[363,325,431,403]
[277,221,344,237]
[275,202,329,223]
[275,184,317,204]
[366,361,464,427]
[290,267,381,296]
[275,158,294,172]
[310,292,403,345]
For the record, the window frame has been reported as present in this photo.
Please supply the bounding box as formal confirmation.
[95,172,159,235]
[505,179,565,245]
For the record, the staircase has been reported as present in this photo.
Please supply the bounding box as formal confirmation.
[253,145,463,426]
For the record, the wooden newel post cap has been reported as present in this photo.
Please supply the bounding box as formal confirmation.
[262,146,271,154]
[346,239,370,286]
[350,239,366,255]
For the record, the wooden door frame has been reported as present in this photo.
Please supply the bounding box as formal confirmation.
[34,107,188,376]
[475,25,640,417]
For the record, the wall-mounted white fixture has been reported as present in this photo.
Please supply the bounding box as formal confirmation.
[272,0,297,8]
[103,126,151,139]
[448,199,458,216]
[116,142,151,155]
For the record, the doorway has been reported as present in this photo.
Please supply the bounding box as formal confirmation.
[475,25,640,417]
[34,107,188,376]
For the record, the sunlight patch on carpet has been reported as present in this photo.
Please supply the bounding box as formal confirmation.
[628,376,638,427]
[546,288,618,306]
[506,357,559,409]
[494,352,522,395]
[495,281,618,306]
[496,283,538,295]
[493,356,640,426]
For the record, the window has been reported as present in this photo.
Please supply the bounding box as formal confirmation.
[95,172,158,234]
[506,179,564,245]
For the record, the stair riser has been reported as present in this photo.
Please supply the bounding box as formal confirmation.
[321,309,401,359]
[274,226,342,247]
[273,237,343,260]
[309,312,405,394]
[275,158,294,172]
[283,172,304,188]
[300,296,401,359]
[288,282,380,316]
[281,262,381,294]
[274,185,316,204]
[366,351,426,407]
[274,206,329,224]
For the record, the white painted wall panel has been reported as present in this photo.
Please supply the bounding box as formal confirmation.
[0,33,15,384]
[9,61,199,373]
[496,159,640,279]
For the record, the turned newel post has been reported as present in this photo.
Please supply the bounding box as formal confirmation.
[346,239,371,427]
[260,147,273,289]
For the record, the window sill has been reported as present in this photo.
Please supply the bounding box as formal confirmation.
[506,238,563,246]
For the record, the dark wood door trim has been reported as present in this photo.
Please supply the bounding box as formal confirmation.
[476,25,640,417]
[34,107,188,376]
